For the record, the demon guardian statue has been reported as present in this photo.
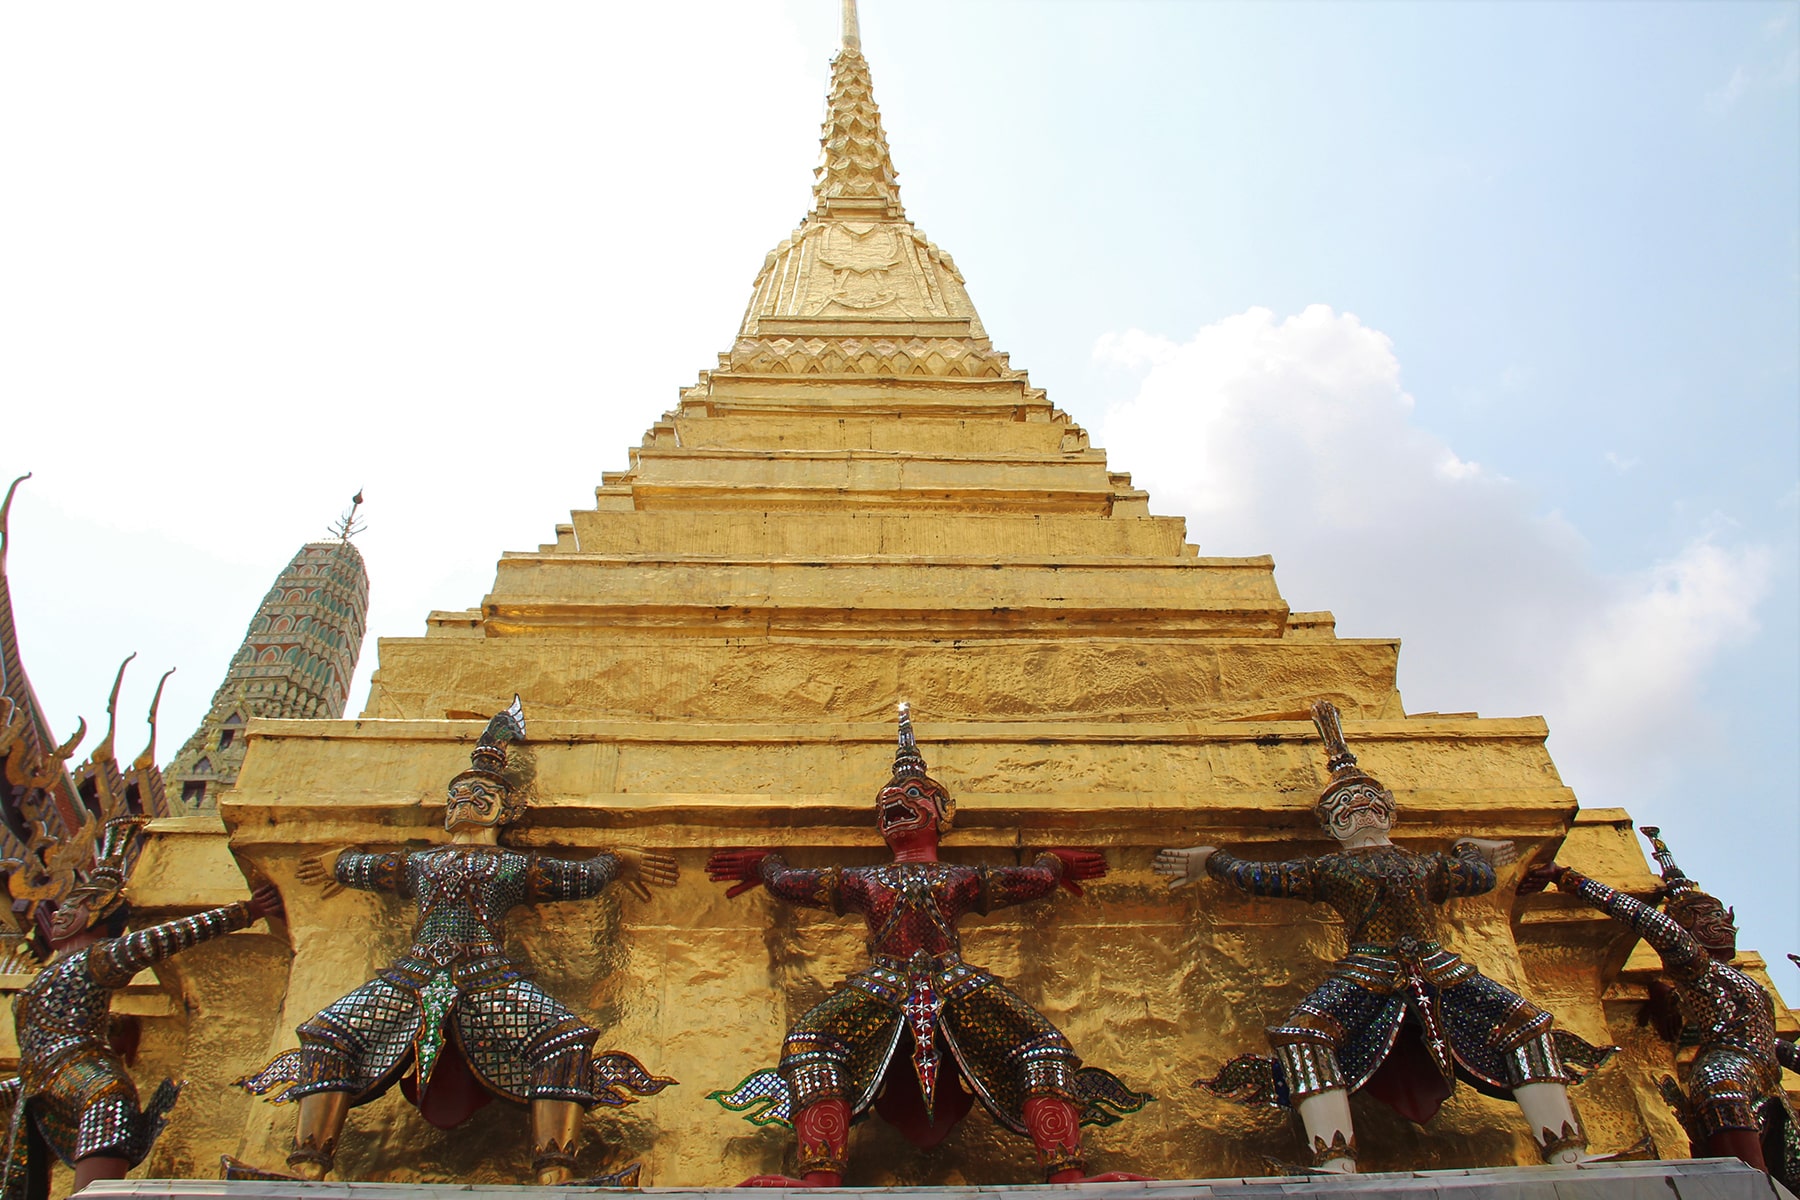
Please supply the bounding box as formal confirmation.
[708,703,1149,1187]
[1155,701,1612,1173]
[5,817,281,1200]
[1523,827,1798,1188]
[236,698,677,1186]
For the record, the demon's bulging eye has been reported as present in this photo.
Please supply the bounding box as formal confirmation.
[906,786,922,798]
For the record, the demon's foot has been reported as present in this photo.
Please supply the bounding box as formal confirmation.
[1046,1169,1157,1184]
[218,1156,300,1183]
[736,1174,842,1188]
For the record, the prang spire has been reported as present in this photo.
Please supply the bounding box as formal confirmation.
[814,0,903,219]
[840,0,860,52]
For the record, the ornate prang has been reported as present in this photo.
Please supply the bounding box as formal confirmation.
[163,499,370,811]
[708,704,1149,1185]
[240,696,676,1184]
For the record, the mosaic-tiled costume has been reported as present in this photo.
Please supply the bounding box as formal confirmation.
[1547,834,1799,1188]
[237,698,675,1185]
[12,901,252,1167]
[1182,701,1611,1170]
[719,855,1143,1145]
[711,704,1147,1185]
[1202,842,1609,1116]
[285,845,625,1109]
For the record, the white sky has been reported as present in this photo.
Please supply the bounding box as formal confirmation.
[2,2,1795,976]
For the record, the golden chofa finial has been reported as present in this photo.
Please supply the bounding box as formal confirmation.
[135,668,176,771]
[1,473,31,569]
[90,652,137,767]
[841,0,861,53]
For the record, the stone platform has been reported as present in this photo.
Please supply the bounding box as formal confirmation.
[85,1160,1794,1200]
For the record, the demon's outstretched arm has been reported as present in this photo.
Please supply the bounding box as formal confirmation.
[978,850,1107,909]
[524,849,678,903]
[333,850,410,895]
[525,852,621,900]
[89,885,282,987]
[707,849,847,912]
[1205,849,1321,900]
[1535,865,1706,978]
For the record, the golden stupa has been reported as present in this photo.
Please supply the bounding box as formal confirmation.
[8,1,1793,1190]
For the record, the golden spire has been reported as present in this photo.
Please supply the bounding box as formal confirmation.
[814,0,903,219]
[840,0,860,52]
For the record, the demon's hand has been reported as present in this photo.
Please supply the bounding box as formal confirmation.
[1517,862,1568,895]
[707,849,771,899]
[1045,848,1107,897]
[244,884,285,923]
[1153,846,1217,889]
[1456,837,1518,869]
[612,847,680,902]
[295,849,346,899]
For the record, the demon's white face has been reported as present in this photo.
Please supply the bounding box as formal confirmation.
[1318,781,1396,844]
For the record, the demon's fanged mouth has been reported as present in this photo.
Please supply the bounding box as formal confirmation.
[879,795,920,827]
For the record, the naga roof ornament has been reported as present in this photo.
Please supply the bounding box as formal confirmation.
[0,473,171,956]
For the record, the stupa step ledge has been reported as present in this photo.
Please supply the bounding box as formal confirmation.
[631,445,1110,466]
[491,551,1274,570]
[563,510,1198,558]
[475,599,1287,620]
[617,488,1135,515]
[220,794,1582,848]
[621,461,1124,493]
[240,714,1553,744]
[473,612,1290,641]
[649,424,1087,457]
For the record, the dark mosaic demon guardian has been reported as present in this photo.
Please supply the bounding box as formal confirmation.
[1156,701,1614,1173]
[1523,827,1799,1189]
[4,816,282,1200]
[708,703,1149,1187]
[236,698,678,1186]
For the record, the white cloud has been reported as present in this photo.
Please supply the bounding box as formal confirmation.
[1705,65,1752,113]
[1096,305,1773,807]
[1603,450,1639,473]
[1704,14,1800,113]
[1552,539,1771,786]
